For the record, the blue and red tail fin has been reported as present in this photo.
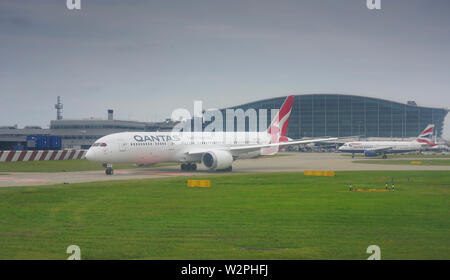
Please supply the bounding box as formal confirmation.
[416,124,436,146]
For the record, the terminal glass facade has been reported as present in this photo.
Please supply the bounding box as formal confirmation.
[224,94,448,139]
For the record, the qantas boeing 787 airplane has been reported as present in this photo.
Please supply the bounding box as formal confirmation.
[86,95,337,174]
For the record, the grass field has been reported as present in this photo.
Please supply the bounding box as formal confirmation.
[353,159,450,166]
[0,159,177,173]
[0,171,449,260]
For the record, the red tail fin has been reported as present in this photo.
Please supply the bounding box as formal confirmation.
[268,95,294,135]
[267,95,294,144]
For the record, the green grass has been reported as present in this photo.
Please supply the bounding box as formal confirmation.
[0,171,449,260]
[353,159,450,166]
[0,159,177,173]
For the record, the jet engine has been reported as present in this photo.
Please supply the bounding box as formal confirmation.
[201,150,233,170]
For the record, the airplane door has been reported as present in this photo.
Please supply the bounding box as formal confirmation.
[119,142,128,152]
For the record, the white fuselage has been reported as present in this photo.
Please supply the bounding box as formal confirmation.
[86,131,273,165]
[338,140,427,153]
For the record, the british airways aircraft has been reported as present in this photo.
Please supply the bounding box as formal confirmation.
[338,124,436,158]
[86,95,337,175]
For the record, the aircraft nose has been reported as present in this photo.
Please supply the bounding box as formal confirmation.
[85,148,94,161]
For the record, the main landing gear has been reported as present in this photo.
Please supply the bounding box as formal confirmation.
[181,163,197,171]
[103,163,114,175]
[223,166,232,172]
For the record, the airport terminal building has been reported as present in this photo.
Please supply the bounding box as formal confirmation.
[0,94,448,150]
[0,108,176,150]
[223,94,448,139]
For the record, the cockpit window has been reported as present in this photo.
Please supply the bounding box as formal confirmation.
[92,143,107,147]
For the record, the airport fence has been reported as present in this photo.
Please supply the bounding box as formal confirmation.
[0,150,87,162]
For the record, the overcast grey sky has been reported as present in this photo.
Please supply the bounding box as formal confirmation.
[1,0,449,137]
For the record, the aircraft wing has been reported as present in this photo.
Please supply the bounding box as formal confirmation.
[184,148,211,156]
[185,137,338,156]
[228,137,338,153]
[365,146,393,153]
